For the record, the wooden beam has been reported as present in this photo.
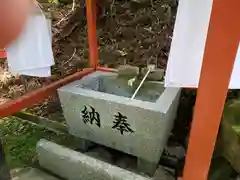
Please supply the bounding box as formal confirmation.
[0,68,94,118]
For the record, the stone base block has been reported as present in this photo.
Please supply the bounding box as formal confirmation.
[37,139,150,180]
[58,71,181,171]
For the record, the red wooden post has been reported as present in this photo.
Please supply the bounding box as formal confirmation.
[183,0,240,179]
[86,0,99,69]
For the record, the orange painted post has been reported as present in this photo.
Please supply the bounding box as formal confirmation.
[183,0,240,180]
[86,0,99,69]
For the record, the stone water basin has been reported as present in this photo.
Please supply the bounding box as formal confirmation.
[57,71,181,175]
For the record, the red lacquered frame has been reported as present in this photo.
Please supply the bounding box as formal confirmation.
[0,0,239,179]
[0,49,6,59]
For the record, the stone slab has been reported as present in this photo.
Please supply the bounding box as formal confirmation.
[37,139,150,180]
[11,167,59,180]
[58,71,181,164]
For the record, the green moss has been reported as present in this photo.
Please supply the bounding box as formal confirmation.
[0,117,71,169]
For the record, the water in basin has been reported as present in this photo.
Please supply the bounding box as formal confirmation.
[77,72,165,103]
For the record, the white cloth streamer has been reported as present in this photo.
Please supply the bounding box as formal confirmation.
[165,0,240,89]
[6,6,54,77]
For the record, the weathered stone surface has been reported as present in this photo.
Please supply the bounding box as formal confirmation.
[37,139,150,180]
[58,71,181,170]
[11,167,59,180]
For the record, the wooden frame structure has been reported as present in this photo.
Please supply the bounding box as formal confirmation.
[0,0,239,179]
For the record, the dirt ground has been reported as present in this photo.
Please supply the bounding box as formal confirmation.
[0,0,178,119]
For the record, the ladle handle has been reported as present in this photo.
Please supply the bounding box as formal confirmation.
[131,69,151,100]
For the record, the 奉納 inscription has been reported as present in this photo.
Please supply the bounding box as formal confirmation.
[81,105,101,127]
[112,112,134,135]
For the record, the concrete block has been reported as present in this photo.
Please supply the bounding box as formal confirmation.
[57,71,181,172]
[37,139,150,180]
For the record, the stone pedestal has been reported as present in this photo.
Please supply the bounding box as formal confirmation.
[58,71,181,175]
